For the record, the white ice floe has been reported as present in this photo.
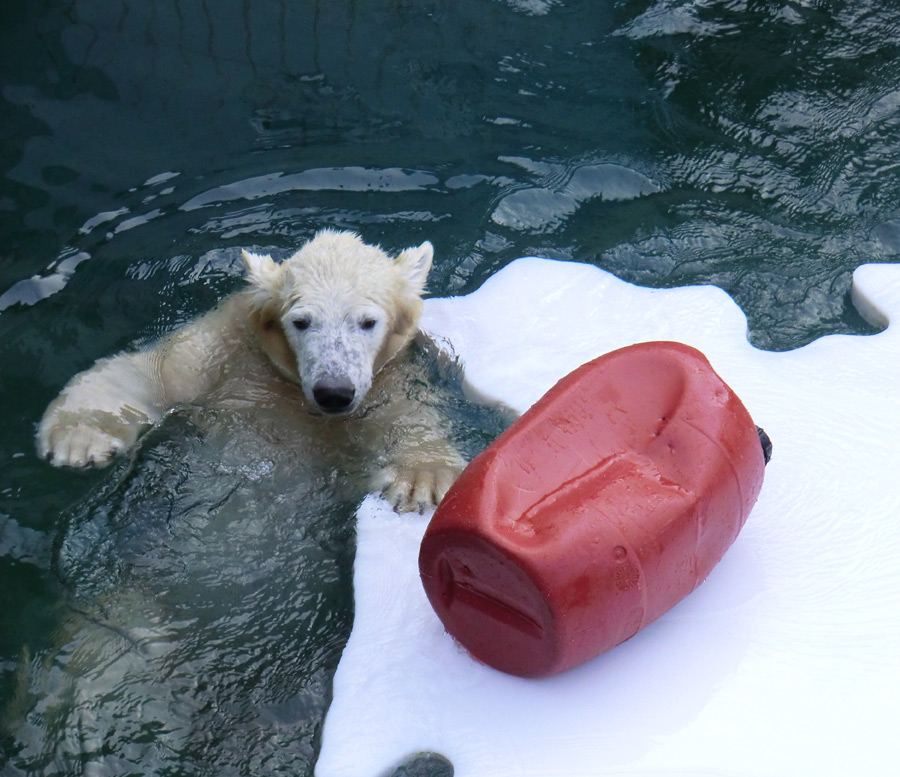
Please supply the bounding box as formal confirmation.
[317,258,900,777]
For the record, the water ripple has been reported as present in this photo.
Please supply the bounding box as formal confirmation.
[181,167,441,212]
[492,158,662,233]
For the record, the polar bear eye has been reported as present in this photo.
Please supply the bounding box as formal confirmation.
[292,316,311,332]
[360,317,378,331]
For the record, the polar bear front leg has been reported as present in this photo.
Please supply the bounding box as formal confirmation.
[372,439,465,514]
[373,465,459,514]
[37,405,152,468]
[37,352,165,468]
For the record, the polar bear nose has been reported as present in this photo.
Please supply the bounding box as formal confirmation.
[313,379,356,413]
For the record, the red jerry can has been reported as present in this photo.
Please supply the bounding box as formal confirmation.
[419,341,767,678]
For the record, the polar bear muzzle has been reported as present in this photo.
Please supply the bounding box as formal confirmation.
[312,377,356,414]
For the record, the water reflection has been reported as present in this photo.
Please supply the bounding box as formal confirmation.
[492,157,661,232]
[181,168,441,212]
[8,0,895,349]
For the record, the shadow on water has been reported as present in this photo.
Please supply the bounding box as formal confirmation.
[3,0,900,774]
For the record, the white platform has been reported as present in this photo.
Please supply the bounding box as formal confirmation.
[317,258,900,777]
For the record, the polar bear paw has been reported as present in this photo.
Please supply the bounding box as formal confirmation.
[374,463,463,514]
[37,410,140,469]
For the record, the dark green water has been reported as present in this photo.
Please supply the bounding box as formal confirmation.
[2,1,899,774]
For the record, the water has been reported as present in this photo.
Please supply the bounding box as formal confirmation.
[24,413,356,775]
[2,1,899,774]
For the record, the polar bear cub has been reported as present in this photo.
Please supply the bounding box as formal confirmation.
[36,229,464,511]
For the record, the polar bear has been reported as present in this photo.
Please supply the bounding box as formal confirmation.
[36,229,464,511]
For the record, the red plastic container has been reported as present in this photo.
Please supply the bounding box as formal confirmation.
[419,341,766,678]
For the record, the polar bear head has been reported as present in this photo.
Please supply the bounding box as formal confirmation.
[241,230,433,415]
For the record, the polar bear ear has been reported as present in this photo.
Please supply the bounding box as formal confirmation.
[241,249,281,295]
[395,241,433,295]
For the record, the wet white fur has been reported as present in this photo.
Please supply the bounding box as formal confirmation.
[36,230,464,511]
